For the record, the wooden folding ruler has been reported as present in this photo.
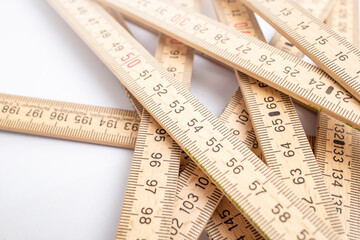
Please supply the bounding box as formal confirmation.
[115,0,199,238]
[0,93,140,148]
[100,0,360,132]
[269,0,337,58]
[239,0,360,101]
[316,0,360,239]
[46,0,348,238]
[205,0,345,238]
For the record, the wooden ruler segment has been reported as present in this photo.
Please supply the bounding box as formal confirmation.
[0,90,317,158]
[114,3,258,237]
[206,136,317,240]
[0,77,257,239]
[240,0,360,101]
[316,114,360,240]
[219,89,256,148]
[316,1,360,239]
[175,85,317,239]
[99,0,360,131]
[47,0,342,238]
[269,0,336,59]
[116,0,198,238]
[0,9,144,149]
[0,91,254,153]
[208,1,340,238]
[101,4,145,115]
[118,110,181,240]
[171,159,223,239]
[0,93,140,148]
[238,73,346,233]
[205,1,291,239]
[171,89,257,239]
[211,0,259,37]
[211,0,345,236]
[206,197,265,240]
[206,139,318,240]
[206,92,264,239]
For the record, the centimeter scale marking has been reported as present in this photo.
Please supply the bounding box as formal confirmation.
[0,93,140,148]
[202,0,292,239]
[0,82,315,239]
[0,5,259,238]
[205,93,266,239]
[167,1,329,235]
[100,0,360,131]
[109,1,250,239]
[100,6,356,238]
[0,92,269,239]
[158,3,266,239]
[175,94,315,239]
[206,197,265,240]
[108,2,262,239]
[0,92,317,153]
[269,0,336,58]
[213,0,345,236]
[316,115,360,240]
[205,0,345,239]
[0,5,321,237]
[119,111,180,240]
[0,1,322,238]
[0,83,259,239]
[116,0,199,238]
[170,89,257,240]
[100,4,145,115]
[316,0,360,239]
[47,0,342,239]
[171,158,223,239]
[240,0,360,101]
[206,137,317,240]
[205,0,353,238]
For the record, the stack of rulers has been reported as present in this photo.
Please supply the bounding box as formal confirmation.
[1,0,360,239]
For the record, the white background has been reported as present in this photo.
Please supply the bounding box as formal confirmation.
[0,1,342,239]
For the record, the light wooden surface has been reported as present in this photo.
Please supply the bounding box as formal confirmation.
[241,0,360,101]
[0,93,140,148]
[1,0,359,239]
[102,0,360,131]
[316,0,360,239]
[209,0,344,237]
[115,0,198,238]
[46,0,344,238]
[269,0,337,58]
